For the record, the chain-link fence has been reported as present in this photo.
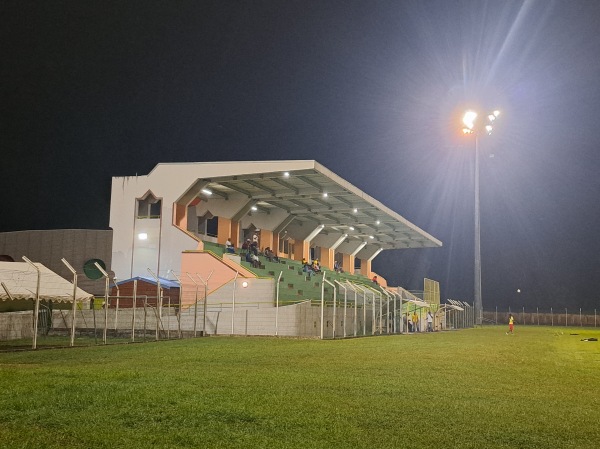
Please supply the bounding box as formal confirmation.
[484,307,598,327]
[1,279,455,349]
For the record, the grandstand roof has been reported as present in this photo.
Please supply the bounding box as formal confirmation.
[114,276,180,289]
[0,262,93,302]
[171,160,442,250]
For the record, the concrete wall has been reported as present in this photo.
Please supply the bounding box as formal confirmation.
[0,311,33,340]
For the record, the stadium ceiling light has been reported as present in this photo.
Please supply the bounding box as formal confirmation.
[283,172,290,178]
[251,206,258,211]
[349,226,355,231]
[461,108,501,326]
[369,235,374,239]
[353,208,358,213]
[322,192,328,198]
[375,220,380,225]
[138,233,148,240]
[201,188,212,196]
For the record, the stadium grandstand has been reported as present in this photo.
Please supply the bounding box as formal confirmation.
[106,160,443,338]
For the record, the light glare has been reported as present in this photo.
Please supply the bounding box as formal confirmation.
[462,111,477,130]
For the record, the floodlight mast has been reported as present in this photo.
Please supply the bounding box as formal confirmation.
[462,109,500,326]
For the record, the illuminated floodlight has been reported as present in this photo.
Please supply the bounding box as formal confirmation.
[349,226,355,231]
[369,235,374,239]
[283,172,290,178]
[488,114,496,122]
[493,110,500,117]
[251,206,258,211]
[485,125,493,134]
[376,220,380,225]
[462,111,477,130]
[201,188,212,196]
[322,192,328,198]
[138,233,148,240]
[353,208,358,213]
[242,281,248,288]
[462,128,474,134]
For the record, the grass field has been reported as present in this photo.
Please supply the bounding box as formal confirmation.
[1,326,599,448]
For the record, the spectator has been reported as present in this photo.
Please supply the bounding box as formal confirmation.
[225,238,235,254]
[252,233,259,246]
[372,275,378,285]
[250,253,260,268]
[426,311,434,332]
[412,311,419,332]
[311,259,321,274]
[334,260,343,273]
[302,259,313,278]
[242,239,251,252]
[264,247,279,263]
[250,239,259,256]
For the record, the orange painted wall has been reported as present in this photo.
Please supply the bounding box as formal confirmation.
[342,253,354,274]
[293,240,310,261]
[260,229,273,251]
[320,248,335,270]
[179,251,251,307]
[217,217,232,245]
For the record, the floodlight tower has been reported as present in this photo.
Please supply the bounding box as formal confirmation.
[462,109,500,326]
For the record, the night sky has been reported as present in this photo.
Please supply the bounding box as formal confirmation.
[3,1,600,311]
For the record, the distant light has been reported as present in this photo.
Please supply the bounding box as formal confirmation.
[251,206,258,211]
[488,114,496,122]
[517,289,521,293]
[138,233,148,240]
[463,111,477,130]
[283,172,290,178]
[322,192,328,198]
[201,188,212,196]
[349,226,355,231]
[462,128,473,135]
[369,235,374,239]
[353,208,358,213]
[376,220,380,225]
[493,110,500,117]
[242,281,249,288]
[485,125,493,134]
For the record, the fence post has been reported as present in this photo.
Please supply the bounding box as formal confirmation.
[22,257,41,350]
[579,308,582,327]
[536,307,539,326]
[565,308,568,327]
[186,273,199,337]
[94,262,111,344]
[132,280,137,342]
[231,272,239,335]
[276,271,282,336]
[551,307,553,326]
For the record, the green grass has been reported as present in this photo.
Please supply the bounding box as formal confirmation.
[1,326,599,448]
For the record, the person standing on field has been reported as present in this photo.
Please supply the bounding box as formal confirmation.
[506,314,515,335]
[412,311,419,333]
[426,311,434,332]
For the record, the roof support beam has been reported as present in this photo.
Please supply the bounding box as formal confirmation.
[232,199,258,222]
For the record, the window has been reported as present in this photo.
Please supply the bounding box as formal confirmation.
[137,194,161,219]
[196,212,218,237]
